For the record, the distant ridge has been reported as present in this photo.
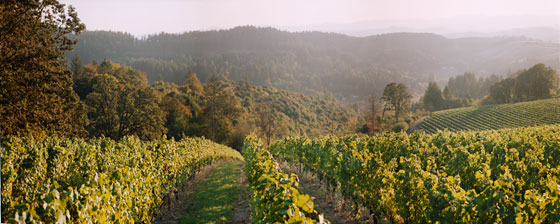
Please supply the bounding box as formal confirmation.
[70,27,560,101]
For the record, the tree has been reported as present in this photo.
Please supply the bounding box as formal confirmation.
[84,61,166,140]
[161,92,192,140]
[486,64,558,104]
[71,54,85,77]
[381,82,412,122]
[366,95,379,134]
[203,76,241,143]
[256,102,280,145]
[422,82,444,115]
[0,0,86,136]
[446,72,478,98]
[513,64,558,101]
[184,70,204,96]
[443,86,451,100]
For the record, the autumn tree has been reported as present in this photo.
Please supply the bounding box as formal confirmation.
[381,82,412,122]
[0,0,86,136]
[160,92,192,140]
[184,70,204,96]
[84,60,166,140]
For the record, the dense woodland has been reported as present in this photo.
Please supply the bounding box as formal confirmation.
[55,56,362,149]
[68,28,560,102]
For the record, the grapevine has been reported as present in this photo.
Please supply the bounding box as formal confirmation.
[1,135,242,223]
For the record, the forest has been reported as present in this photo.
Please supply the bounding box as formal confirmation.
[68,27,560,102]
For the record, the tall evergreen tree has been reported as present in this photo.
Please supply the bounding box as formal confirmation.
[203,76,241,143]
[0,0,87,136]
[422,82,444,114]
[70,54,85,77]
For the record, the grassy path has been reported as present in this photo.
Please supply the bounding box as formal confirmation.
[153,160,249,224]
[179,161,248,224]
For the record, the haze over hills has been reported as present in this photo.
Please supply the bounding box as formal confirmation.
[69,26,560,102]
[280,15,560,42]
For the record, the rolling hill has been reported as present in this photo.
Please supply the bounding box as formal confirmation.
[68,26,560,102]
[414,98,560,133]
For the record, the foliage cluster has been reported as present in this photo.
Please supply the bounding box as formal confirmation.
[486,64,558,104]
[73,59,167,140]
[0,0,86,136]
[446,72,502,100]
[151,75,360,148]
[270,125,560,223]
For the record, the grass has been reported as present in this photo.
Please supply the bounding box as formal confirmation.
[179,161,244,224]
[416,98,560,133]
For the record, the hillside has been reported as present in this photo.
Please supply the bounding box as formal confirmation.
[415,98,560,133]
[234,83,360,137]
[68,27,560,101]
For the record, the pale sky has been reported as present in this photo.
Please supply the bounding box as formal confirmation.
[60,0,560,36]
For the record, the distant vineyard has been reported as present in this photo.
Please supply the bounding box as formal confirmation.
[1,136,242,223]
[270,125,560,223]
[415,98,560,133]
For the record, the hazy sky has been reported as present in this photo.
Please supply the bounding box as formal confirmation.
[61,0,560,36]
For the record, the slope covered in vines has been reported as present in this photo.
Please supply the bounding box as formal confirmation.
[415,98,560,133]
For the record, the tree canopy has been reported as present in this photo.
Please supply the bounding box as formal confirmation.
[78,60,166,140]
[422,82,444,114]
[381,83,412,122]
[0,0,86,136]
[487,64,558,104]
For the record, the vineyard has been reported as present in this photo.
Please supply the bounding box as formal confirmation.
[1,135,242,223]
[415,98,560,133]
[243,135,328,223]
[3,126,559,223]
[269,125,560,223]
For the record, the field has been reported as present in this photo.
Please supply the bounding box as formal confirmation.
[415,98,560,133]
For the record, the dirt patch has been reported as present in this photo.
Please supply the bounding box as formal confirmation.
[231,167,251,224]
